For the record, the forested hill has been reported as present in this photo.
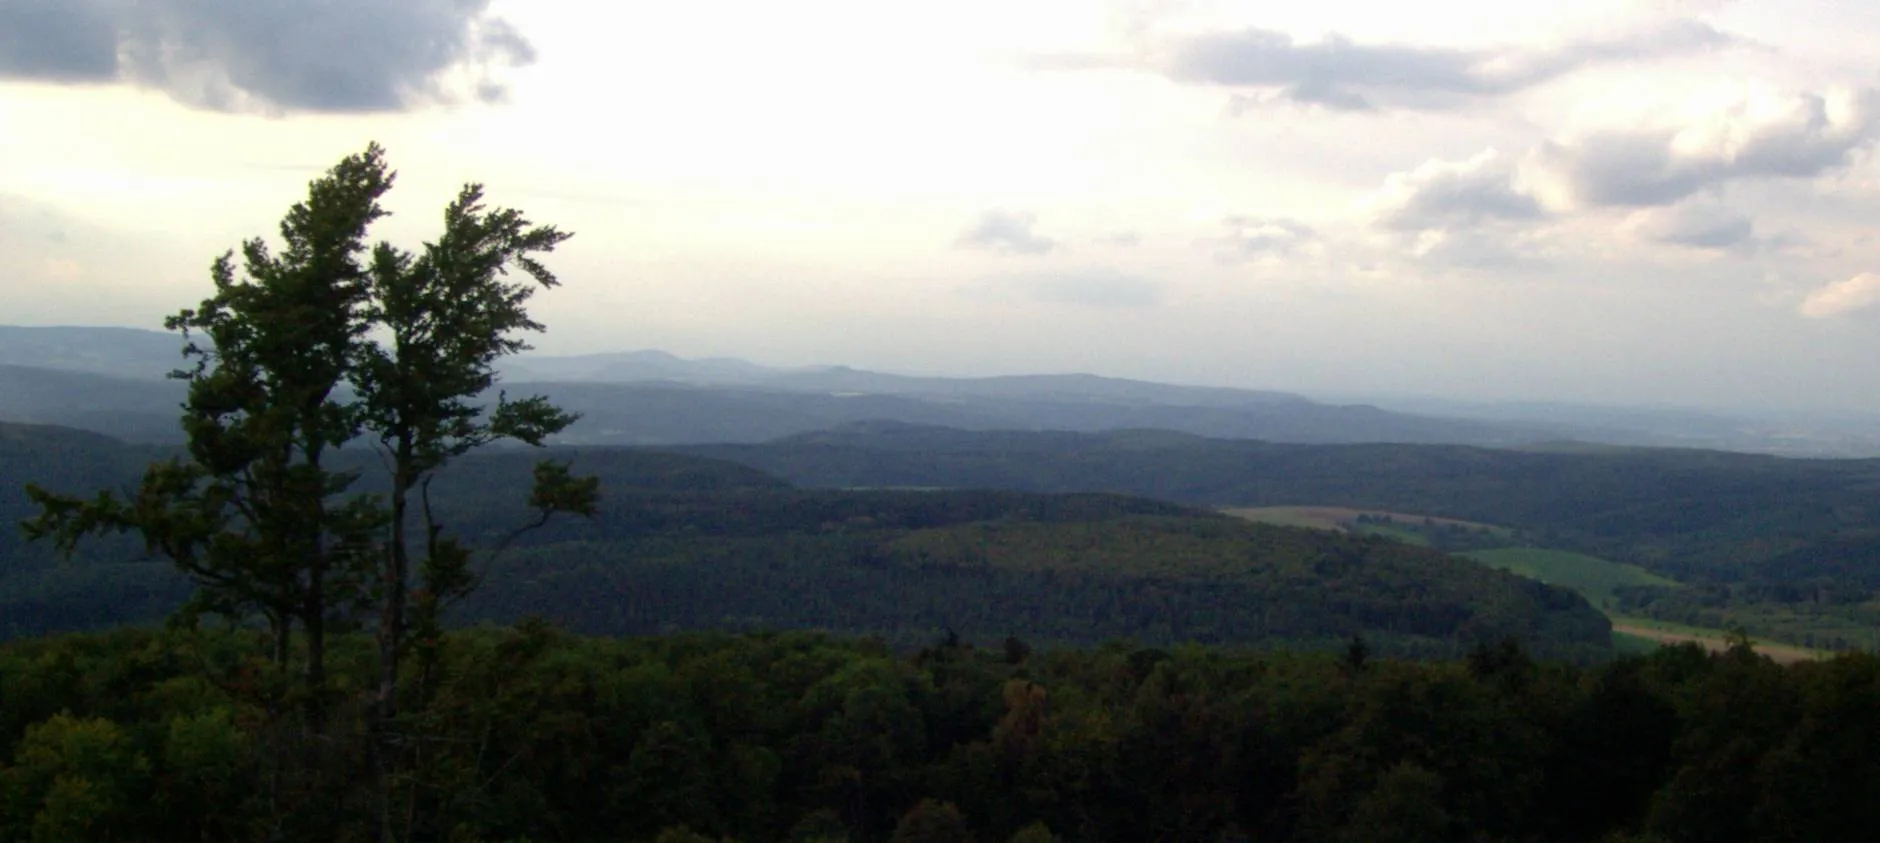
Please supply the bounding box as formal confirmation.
[456,498,1612,660]
[0,422,162,562]
[0,422,786,568]
[675,423,1880,586]
[1,423,1610,659]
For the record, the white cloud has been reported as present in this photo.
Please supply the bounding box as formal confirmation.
[40,257,84,280]
[1217,215,1317,260]
[955,209,1058,255]
[1626,201,1756,249]
[1800,272,1880,318]
[1036,18,1737,112]
[969,268,1164,308]
[1403,227,1540,269]
[1526,87,1880,209]
[1365,149,1542,230]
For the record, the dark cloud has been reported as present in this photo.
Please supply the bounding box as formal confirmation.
[0,0,535,113]
[1039,19,1734,112]
[955,210,1058,256]
[0,1,119,82]
[1529,88,1880,208]
[1368,150,1543,231]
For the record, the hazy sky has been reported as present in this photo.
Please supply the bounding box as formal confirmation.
[6,0,1880,412]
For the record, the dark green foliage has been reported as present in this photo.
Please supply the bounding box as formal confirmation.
[0,626,1875,842]
[891,800,975,843]
[678,425,1880,648]
[10,147,600,843]
[0,433,777,640]
[675,424,1880,585]
[6,426,1612,659]
[454,503,1611,660]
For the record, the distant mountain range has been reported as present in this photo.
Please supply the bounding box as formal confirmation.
[2,324,1876,454]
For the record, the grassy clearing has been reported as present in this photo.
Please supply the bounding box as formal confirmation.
[1220,506,1350,531]
[1224,508,1836,661]
[1222,506,1510,536]
[1352,523,1431,546]
[1450,547,1818,660]
[1611,631,1662,656]
[1610,617,1827,664]
[1461,547,1679,611]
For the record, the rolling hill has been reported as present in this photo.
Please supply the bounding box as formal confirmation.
[0,423,1612,658]
[676,422,1880,588]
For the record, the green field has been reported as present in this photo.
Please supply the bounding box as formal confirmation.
[1226,507,1838,659]
[1461,547,1680,611]
[1223,506,1510,537]
[1352,523,1432,546]
[1611,631,1662,656]
[1608,615,1828,664]
[1460,548,1840,661]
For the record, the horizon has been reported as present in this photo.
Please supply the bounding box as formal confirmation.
[7,1,1880,414]
[5,320,1874,425]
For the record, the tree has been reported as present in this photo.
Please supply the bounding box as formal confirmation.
[349,169,594,843]
[22,144,597,838]
[890,799,976,843]
[0,714,149,842]
[28,146,397,730]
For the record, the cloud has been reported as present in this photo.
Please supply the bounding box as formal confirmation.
[955,210,1058,255]
[1017,270,1162,308]
[967,269,1163,308]
[1356,151,1551,269]
[1402,228,1537,270]
[0,1,119,82]
[1527,87,1880,208]
[1217,216,1316,259]
[1041,19,1735,112]
[0,0,535,113]
[0,194,76,244]
[1627,202,1756,249]
[1365,149,1543,231]
[41,258,84,280]
[1800,273,1880,318]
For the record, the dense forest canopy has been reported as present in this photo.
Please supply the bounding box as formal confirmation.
[4,625,1878,842]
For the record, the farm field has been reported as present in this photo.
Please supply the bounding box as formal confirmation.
[1222,505,1510,536]
[1224,506,1846,662]
[1355,523,1432,546]
[1610,616,1827,664]
[1460,547,1680,611]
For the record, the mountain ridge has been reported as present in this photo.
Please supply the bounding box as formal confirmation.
[8,324,1876,454]
[0,325,1593,448]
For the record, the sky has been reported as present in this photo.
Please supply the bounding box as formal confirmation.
[5,0,1880,413]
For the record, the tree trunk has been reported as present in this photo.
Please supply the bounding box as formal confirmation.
[374,459,414,843]
[304,565,327,735]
